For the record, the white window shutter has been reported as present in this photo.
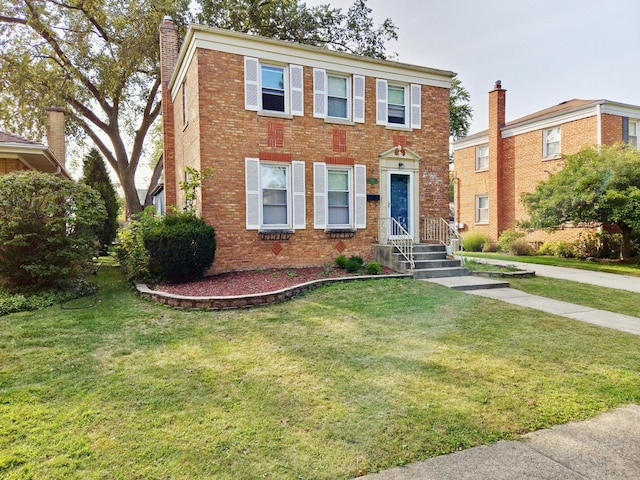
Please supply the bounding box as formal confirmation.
[313,162,327,229]
[410,84,421,129]
[376,79,388,125]
[353,75,365,123]
[245,158,261,229]
[244,57,260,111]
[290,65,304,117]
[313,68,327,118]
[354,164,367,229]
[292,161,306,229]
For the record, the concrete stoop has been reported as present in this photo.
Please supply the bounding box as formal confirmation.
[424,275,510,291]
[374,243,470,280]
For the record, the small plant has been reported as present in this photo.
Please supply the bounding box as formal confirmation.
[321,263,334,276]
[285,269,298,278]
[345,255,364,273]
[335,254,348,269]
[462,232,489,252]
[364,261,381,275]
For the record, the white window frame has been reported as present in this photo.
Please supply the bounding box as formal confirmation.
[245,57,303,116]
[387,84,408,127]
[476,195,489,224]
[327,74,351,121]
[327,167,353,228]
[260,64,289,114]
[629,120,638,149]
[544,126,561,158]
[376,79,421,129]
[476,144,489,171]
[314,163,366,230]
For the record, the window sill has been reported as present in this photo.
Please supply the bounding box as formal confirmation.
[324,117,355,126]
[325,229,356,239]
[542,155,562,161]
[474,222,489,226]
[258,111,293,120]
[384,124,413,132]
[259,230,294,241]
[475,168,489,173]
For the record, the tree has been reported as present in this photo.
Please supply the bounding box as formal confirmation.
[82,148,119,253]
[450,78,473,140]
[521,144,640,259]
[0,171,106,289]
[0,0,190,216]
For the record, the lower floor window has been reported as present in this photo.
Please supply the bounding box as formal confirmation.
[476,195,489,223]
[327,169,350,226]
[261,164,288,226]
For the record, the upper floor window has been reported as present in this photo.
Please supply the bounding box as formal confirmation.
[244,57,304,116]
[544,126,561,158]
[245,158,306,231]
[313,69,365,123]
[476,195,489,224]
[376,79,421,129]
[627,119,638,148]
[476,144,489,171]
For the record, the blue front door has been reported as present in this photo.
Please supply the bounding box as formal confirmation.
[389,172,411,236]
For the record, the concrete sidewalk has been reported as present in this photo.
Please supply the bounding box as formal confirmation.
[356,261,640,479]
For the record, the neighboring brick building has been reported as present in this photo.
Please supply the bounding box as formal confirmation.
[452,81,640,245]
[159,18,455,273]
[0,108,70,179]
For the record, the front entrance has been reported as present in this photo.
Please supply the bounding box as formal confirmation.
[388,171,413,237]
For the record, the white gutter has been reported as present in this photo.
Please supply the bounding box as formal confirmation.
[596,103,602,146]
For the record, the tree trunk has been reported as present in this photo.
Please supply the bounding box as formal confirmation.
[121,171,143,217]
[620,228,632,260]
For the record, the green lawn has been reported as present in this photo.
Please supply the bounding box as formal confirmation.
[2,267,640,479]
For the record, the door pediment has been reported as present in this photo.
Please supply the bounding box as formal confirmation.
[378,145,421,162]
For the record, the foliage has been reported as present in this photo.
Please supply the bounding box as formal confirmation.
[115,208,160,282]
[195,0,397,60]
[344,255,364,273]
[449,77,473,140]
[364,261,381,275]
[522,144,640,259]
[462,232,488,252]
[335,254,348,269]
[537,241,578,258]
[143,213,216,283]
[497,229,532,255]
[82,148,119,253]
[0,279,97,316]
[0,171,106,289]
[178,166,214,213]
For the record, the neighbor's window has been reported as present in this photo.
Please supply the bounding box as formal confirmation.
[261,65,286,113]
[327,168,351,226]
[261,164,289,226]
[387,85,407,125]
[544,126,561,158]
[629,120,638,148]
[476,195,489,223]
[327,75,349,119]
[476,144,489,171]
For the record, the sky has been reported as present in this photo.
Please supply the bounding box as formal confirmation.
[306,0,640,134]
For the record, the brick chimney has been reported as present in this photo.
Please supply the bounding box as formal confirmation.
[488,81,506,241]
[46,107,66,167]
[159,15,178,208]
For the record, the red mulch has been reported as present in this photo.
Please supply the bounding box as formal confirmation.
[153,265,396,297]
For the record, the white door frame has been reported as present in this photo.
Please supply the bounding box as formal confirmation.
[387,169,414,239]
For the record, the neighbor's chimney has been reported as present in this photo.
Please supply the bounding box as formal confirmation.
[46,107,66,167]
[159,15,178,208]
[488,81,506,241]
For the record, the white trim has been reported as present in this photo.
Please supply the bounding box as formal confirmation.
[596,103,602,146]
[410,84,421,129]
[290,65,304,117]
[376,78,388,125]
[353,75,365,123]
[387,170,414,238]
[452,135,489,151]
[354,164,367,229]
[502,106,598,139]
[313,68,327,118]
[245,158,261,229]
[292,160,306,229]
[244,57,260,111]
[313,162,327,229]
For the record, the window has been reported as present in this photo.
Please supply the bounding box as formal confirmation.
[314,163,367,230]
[245,159,306,231]
[544,127,561,158]
[327,169,351,226]
[244,57,304,116]
[629,120,638,148]
[476,144,489,171]
[313,69,364,123]
[327,75,349,119]
[376,79,421,129]
[387,85,407,125]
[261,65,285,113]
[476,195,489,224]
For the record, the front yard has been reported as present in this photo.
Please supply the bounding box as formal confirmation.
[2,266,640,479]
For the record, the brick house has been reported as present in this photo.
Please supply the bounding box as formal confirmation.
[0,108,70,179]
[159,18,457,274]
[452,81,640,246]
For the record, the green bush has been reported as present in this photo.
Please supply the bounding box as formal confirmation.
[0,280,97,317]
[538,240,578,258]
[462,232,488,252]
[364,261,381,275]
[335,255,348,269]
[0,171,106,289]
[115,208,160,282]
[344,255,364,273]
[510,238,534,256]
[497,229,523,253]
[144,213,216,283]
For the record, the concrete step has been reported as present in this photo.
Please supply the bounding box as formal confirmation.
[400,259,462,270]
[423,276,510,290]
[412,266,469,279]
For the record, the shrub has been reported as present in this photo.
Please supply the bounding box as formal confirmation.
[143,213,216,283]
[0,171,106,289]
[0,279,97,316]
[509,238,534,256]
[335,255,348,269]
[462,232,488,252]
[115,208,160,282]
[538,240,577,258]
[364,261,381,275]
[345,255,364,273]
[497,229,524,253]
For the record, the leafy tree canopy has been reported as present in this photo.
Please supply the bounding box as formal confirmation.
[521,144,640,259]
[450,77,473,140]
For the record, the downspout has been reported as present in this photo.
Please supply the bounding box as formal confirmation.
[596,103,602,147]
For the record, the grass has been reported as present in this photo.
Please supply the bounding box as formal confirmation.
[2,267,640,478]
[463,252,640,277]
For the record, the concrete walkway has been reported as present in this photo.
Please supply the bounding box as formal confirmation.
[357,261,640,479]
